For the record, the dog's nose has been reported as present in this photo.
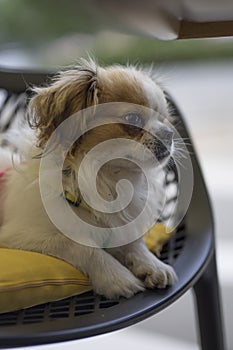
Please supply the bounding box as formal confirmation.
[156,127,174,148]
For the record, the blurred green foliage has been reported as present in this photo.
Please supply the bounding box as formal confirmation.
[0,0,97,43]
[0,0,233,67]
[95,37,233,65]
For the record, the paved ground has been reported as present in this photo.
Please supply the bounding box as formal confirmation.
[11,61,233,350]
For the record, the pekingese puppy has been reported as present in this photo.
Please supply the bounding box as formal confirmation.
[0,59,177,299]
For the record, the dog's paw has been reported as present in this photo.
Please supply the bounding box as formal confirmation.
[134,259,177,289]
[92,267,145,299]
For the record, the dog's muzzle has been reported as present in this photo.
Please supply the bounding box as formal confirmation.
[143,127,174,162]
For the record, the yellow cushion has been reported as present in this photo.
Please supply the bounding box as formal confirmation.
[0,224,173,313]
[144,223,174,256]
[0,249,91,313]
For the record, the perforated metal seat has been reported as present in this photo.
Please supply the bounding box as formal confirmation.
[0,67,225,350]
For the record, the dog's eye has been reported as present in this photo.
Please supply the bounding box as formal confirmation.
[124,113,144,128]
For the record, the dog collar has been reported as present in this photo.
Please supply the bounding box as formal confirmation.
[64,191,112,249]
[64,191,81,207]
[102,230,113,250]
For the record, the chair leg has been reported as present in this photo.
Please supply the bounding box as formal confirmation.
[193,251,226,350]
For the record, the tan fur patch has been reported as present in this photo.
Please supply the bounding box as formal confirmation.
[98,67,149,107]
[28,60,161,151]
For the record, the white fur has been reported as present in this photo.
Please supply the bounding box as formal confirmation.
[0,64,177,299]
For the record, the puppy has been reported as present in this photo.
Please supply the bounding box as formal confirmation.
[0,59,177,299]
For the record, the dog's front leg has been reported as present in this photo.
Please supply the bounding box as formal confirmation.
[107,238,177,289]
[45,237,144,299]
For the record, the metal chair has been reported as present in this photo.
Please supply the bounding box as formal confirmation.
[0,67,225,350]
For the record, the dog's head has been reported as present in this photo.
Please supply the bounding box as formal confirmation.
[29,59,174,169]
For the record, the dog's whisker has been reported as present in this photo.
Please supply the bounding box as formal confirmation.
[172,156,187,170]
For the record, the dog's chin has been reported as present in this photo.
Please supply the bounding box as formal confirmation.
[148,153,171,169]
[125,140,174,170]
[123,155,170,171]
[126,149,173,170]
[154,141,175,168]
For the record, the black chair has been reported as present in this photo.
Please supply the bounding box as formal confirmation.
[0,67,226,350]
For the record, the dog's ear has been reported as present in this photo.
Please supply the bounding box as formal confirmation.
[28,61,99,148]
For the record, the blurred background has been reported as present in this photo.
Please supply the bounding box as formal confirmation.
[1,0,233,68]
[0,0,233,349]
